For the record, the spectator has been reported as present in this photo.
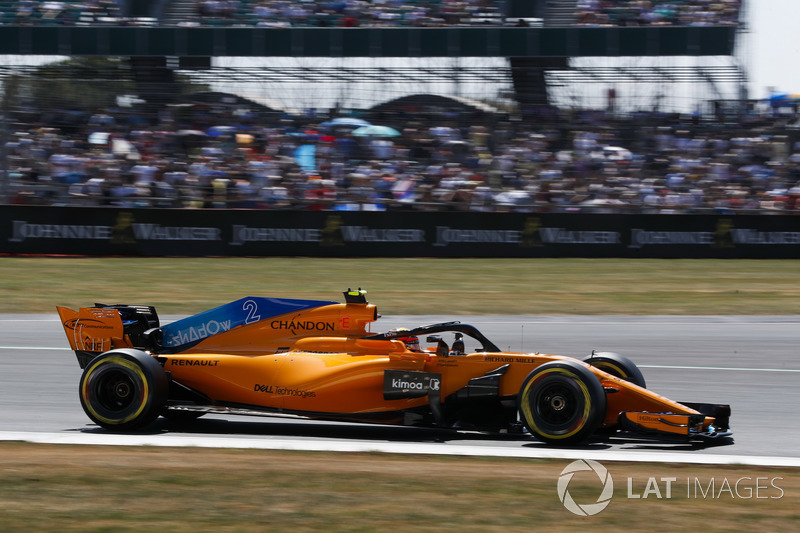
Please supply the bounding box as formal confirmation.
[5,94,800,214]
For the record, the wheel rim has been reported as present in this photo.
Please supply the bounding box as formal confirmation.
[94,368,139,413]
[533,381,580,427]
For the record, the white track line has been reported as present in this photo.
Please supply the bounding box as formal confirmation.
[639,364,800,373]
[0,346,68,350]
[2,431,799,468]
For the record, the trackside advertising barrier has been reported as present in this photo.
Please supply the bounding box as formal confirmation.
[2,206,799,258]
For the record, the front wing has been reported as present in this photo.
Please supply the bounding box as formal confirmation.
[618,402,732,442]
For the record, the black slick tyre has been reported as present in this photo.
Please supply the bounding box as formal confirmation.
[583,352,646,388]
[79,349,168,431]
[518,360,606,445]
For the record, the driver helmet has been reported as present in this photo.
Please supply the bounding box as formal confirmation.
[394,328,421,352]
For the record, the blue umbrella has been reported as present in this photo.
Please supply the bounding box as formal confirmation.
[294,144,316,172]
[320,117,372,128]
[207,125,236,137]
[351,125,401,137]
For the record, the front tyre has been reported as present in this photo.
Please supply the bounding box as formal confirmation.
[518,361,606,445]
[583,352,646,388]
[79,349,168,431]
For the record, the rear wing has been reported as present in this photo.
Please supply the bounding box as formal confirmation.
[56,304,159,368]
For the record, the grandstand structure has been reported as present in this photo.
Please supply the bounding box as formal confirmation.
[0,0,748,116]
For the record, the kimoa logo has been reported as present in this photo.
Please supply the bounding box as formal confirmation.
[391,379,425,389]
[557,459,614,516]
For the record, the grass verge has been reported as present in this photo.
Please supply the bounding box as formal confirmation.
[0,443,796,532]
[2,257,799,315]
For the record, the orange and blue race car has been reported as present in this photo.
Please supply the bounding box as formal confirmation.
[56,289,731,445]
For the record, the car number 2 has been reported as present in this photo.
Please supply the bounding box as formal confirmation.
[243,299,261,324]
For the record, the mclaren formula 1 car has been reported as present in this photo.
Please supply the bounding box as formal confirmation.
[57,289,731,445]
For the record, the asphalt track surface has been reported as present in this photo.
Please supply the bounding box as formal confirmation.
[2,314,799,466]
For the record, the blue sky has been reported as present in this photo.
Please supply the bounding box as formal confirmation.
[747,0,798,97]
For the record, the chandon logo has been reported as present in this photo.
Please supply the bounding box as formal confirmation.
[557,460,614,516]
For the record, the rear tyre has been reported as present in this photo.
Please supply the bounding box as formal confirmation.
[518,361,606,445]
[583,352,646,388]
[79,349,168,431]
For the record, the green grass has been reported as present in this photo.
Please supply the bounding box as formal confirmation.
[1,257,798,315]
[1,444,797,532]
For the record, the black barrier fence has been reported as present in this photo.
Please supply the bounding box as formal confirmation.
[2,206,799,258]
[0,26,737,57]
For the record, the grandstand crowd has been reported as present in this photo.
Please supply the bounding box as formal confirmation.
[3,0,121,25]
[575,0,741,27]
[5,100,800,213]
[2,0,777,213]
[0,1,743,27]
[193,0,744,28]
